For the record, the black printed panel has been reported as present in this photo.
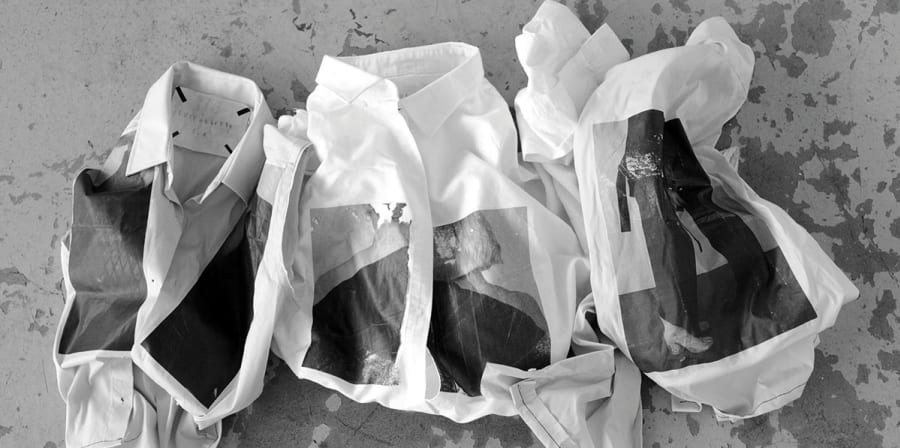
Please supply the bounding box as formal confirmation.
[142,216,256,407]
[427,208,550,396]
[304,203,410,385]
[613,110,817,372]
[59,143,152,355]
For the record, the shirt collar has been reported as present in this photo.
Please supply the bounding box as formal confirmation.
[126,61,273,203]
[315,42,484,136]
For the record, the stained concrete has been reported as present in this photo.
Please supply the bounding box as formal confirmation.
[1,0,898,446]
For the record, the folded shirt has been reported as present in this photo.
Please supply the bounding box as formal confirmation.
[53,61,274,447]
[572,16,859,419]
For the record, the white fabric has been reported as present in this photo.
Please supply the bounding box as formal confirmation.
[264,42,593,424]
[53,61,274,447]
[514,0,629,252]
[572,17,859,418]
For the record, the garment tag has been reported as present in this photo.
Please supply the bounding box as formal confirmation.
[169,86,251,157]
[671,394,703,413]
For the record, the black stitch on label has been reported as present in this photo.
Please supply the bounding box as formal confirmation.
[236,107,251,116]
[171,131,180,138]
[224,144,233,154]
[175,86,187,102]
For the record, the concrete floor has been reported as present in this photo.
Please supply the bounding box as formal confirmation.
[1,0,898,446]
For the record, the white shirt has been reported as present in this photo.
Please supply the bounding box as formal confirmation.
[268,42,593,424]
[572,16,858,419]
[53,61,274,447]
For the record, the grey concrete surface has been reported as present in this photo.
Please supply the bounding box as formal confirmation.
[1,0,898,446]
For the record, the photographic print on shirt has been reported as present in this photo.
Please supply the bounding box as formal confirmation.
[59,137,153,355]
[428,207,550,396]
[610,110,817,372]
[305,202,411,385]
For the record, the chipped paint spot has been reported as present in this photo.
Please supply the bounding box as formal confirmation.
[0,425,11,438]
[878,350,900,377]
[730,415,776,448]
[684,413,699,436]
[785,107,795,122]
[820,72,841,87]
[290,80,310,104]
[824,93,838,105]
[621,38,634,56]
[856,364,871,385]
[670,27,687,46]
[873,0,900,16]
[869,290,896,341]
[0,267,28,287]
[724,0,743,14]
[219,44,233,58]
[43,442,57,448]
[823,118,856,141]
[736,3,809,78]
[803,93,818,107]
[883,127,896,148]
[325,393,341,412]
[748,85,766,104]
[0,175,13,184]
[291,0,302,15]
[651,3,662,14]
[308,424,330,448]
[791,0,851,57]
[647,25,674,52]
[573,0,608,33]
[669,0,691,13]
[262,41,274,55]
[779,350,890,447]
[338,33,377,56]
[8,192,42,205]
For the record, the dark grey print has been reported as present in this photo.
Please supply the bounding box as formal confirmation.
[305,203,411,385]
[428,208,550,396]
[612,110,816,372]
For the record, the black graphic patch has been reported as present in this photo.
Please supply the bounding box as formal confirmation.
[612,110,816,372]
[142,215,256,407]
[305,203,411,385]
[59,143,152,355]
[427,208,549,396]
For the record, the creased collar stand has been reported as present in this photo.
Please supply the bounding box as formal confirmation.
[126,61,272,203]
[315,42,484,136]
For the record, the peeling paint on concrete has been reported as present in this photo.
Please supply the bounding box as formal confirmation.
[877,350,900,376]
[325,393,341,412]
[873,0,900,16]
[780,350,891,447]
[8,192,42,205]
[748,85,766,104]
[647,24,674,52]
[883,127,896,148]
[0,425,12,438]
[823,118,857,141]
[791,0,851,57]
[0,267,28,287]
[573,0,608,33]
[736,3,809,78]
[856,363,871,385]
[685,413,700,436]
[290,80,310,103]
[669,0,691,13]
[869,290,896,341]
[730,415,776,448]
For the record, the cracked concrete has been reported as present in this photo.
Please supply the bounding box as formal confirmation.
[1,0,898,446]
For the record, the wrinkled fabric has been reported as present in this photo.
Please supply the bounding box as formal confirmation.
[514,0,629,252]
[263,41,592,424]
[53,61,275,447]
[573,16,859,418]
